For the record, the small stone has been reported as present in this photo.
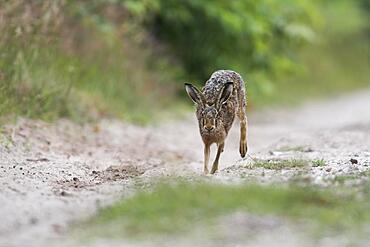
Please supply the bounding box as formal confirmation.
[350,158,358,164]
[60,191,69,196]
[29,217,38,225]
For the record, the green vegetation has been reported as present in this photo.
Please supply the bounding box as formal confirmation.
[334,170,370,185]
[334,174,360,185]
[0,128,13,150]
[126,0,319,80]
[252,159,309,170]
[276,145,308,152]
[0,1,182,123]
[312,159,326,167]
[124,0,370,107]
[82,181,370,238]
[0,0,369,123]
[263,0,370,108]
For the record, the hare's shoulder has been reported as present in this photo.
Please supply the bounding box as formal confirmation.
[205,70,241,88]
[202,70,240,102]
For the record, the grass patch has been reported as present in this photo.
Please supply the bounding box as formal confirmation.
[334,174,359,185]
[0,128,13,149]
[82,182,370,239]
[275,146,308,152]
[312,159,326,167]
[0,1,183,124]
[252,159,309,170]
[334,170,370,185]
[0,35,182,124]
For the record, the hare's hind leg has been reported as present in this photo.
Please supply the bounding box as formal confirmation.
[203,144,210,174]
[237,107,248,158]
[211,142,224,174]
[239,117,248,158]
[234,73,248,158]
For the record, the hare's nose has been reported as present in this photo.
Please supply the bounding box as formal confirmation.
[204,125,215,131]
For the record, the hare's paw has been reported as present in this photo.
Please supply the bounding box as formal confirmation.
[204,167,209,175]
[210,168,218,174]
[210,165,218,174]
[239,140,248,158]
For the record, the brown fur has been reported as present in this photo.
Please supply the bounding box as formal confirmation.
[185,70,248,174]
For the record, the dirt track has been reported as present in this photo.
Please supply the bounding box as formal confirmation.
[1,90,370,247]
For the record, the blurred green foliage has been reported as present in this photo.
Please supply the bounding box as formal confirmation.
[268,0,370,107]
[124,0,321,93]
[123,0,369,105]
[0,1,181,123]
[0,0,369,122]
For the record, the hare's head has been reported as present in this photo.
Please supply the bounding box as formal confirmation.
[185,82,233,133]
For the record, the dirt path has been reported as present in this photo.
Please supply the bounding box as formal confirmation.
[1,90,370,247]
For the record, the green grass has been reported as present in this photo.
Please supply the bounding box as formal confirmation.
[0,2,183,124]
[252,159,309,170]
[0,128,13,149]
[0,37,182,124]
[334,170,370,185]
[0,51,85,122]
[275,146,309,152]
[312,159,326,167]
[334,175,359,185]
[82,181,370,239]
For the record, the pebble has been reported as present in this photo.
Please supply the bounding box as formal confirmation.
[350,158,358,164]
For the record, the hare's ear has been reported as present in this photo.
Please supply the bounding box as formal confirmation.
[184,83,205,106]
[217,82,233,108]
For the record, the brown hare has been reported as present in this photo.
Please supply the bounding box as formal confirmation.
[185,70,248,174]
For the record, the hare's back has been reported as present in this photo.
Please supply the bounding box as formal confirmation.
[202,70,238,104]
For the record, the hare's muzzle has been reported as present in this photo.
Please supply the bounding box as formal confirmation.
[204,125,215,131]
[204,118,215,131]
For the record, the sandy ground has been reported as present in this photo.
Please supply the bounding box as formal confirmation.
[1,90,370,247]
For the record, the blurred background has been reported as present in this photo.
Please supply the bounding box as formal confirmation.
[0,0,369,124]
[1,2,370,246]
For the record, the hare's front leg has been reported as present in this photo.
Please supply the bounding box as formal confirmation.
[203,144,210,174]
[210,142,224,174]
[239,118,248,158]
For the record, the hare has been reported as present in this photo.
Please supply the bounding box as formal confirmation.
[185,70,248,174]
